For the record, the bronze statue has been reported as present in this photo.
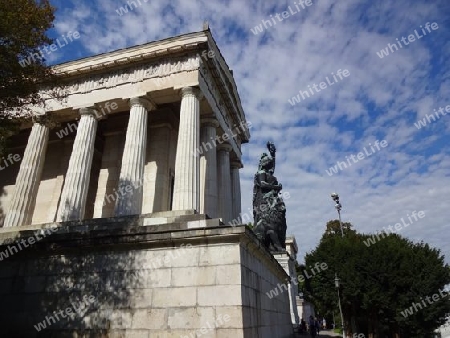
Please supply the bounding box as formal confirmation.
[252,142,287,252]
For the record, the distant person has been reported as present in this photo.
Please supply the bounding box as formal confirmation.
[309,315,316,337]
[301,319,307,333]
[323,318,327,329]
[315,317,320,335]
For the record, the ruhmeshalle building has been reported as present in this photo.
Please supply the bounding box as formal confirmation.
[0,29,297,337]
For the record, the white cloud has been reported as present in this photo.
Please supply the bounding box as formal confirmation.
[51,0,450,263]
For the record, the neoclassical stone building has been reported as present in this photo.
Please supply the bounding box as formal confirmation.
[0,30,296,338]
[0,30,249,227]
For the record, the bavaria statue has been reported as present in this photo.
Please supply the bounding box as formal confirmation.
[252,141,287,252]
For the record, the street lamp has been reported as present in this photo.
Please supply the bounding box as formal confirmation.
[331,193,344,237]
[335,273,346,338]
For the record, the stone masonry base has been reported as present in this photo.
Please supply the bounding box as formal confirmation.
[0,212,294,337]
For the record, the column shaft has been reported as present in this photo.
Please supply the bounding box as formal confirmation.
[56,108,98,221]
[142,124,172,214]
[230,163,242,222]
[199,119,219,218]
[115,97,153,216]
[3,122,49,227]
[172,87,201,211]
[217,144,232,223]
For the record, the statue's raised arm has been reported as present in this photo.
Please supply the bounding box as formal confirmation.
[267,141,276,172]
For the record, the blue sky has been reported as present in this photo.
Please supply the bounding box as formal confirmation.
[45,0,449,263]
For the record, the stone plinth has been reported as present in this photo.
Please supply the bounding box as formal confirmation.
[0,218,293,338]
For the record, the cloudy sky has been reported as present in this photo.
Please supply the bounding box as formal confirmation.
[46,0,449,263]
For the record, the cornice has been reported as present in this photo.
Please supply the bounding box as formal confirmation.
[53,31,209,78]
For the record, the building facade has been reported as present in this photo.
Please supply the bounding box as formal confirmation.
[0,30,298,338]
[0,29,249,227]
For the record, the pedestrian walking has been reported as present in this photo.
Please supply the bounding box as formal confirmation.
[308,315,316,337]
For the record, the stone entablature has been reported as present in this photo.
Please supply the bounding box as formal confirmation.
[0,30,250,228]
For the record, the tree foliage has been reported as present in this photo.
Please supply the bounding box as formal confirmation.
[305,224,450,338]
[324,219,355,237]
[0,0,57,155]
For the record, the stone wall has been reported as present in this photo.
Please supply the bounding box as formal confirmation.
[0,217,293,338]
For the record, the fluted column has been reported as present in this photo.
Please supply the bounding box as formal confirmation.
[3,117,50,227]
[217,144,233,224]
[56,107,98,222]
[230,161,242,222]
[115,97,154,216]
[199,118,219,218]
[172,87,202,211]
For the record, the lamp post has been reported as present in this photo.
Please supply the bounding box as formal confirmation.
[331,193,344,237]
[331,193,346,337]
[335,273,346,338]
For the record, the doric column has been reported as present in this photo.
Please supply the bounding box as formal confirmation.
[217,144,233,224]
[3,117,50,227]
[93,131,124,218]
[230,161,242,222]
[172,87,202,211]
[115,97,154,216]
[56,107,98,222]
[142,123,172,214]
[199,118,219,218]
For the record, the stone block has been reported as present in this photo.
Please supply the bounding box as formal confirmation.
[215,264,241,285]
[109,330,149,338]
[170,329,216,338]
[197,285,242,306]
[214,306,243,329]
[132,309,167,329]
[108,310,133,329]
[143,218,168,226]
[198,245,240,266]
[152,287,197,307]
[164,246,199,268]
[129,288,152,308]
[186,219,208,228]
[146,268,171,288]
[216,328,244,338]
[171,266,216,287]
[167,307,215,329]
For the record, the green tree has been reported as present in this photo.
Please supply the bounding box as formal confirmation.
[0,0,57,155]
[305,226,450,338]
[324,219,355,237]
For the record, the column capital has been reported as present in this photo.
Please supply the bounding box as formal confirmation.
[129,97,156,111]
[32,113,57,129]
[79,107,100,118]
[217,143,232,153]
[230,160,243,169]
[180,87,203,100]
[201,118,220,128]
